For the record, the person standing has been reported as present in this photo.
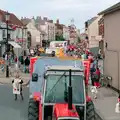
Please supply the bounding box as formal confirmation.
[2,52,5,59]
[94,67,101,88]
[12,73,24,100]
[90,60,96,86]
[24,56,30,73]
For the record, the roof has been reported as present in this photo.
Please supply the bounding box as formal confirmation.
[21,18,31,26]
[35,18,45,25]
[46,65,82,71]
[99,2,120,15]
[54,104,79,118]
[87,17,97,26]
[0,9,23,27]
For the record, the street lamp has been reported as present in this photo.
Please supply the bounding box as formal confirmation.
[5,11,10,77]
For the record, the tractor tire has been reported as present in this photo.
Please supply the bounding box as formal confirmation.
[28,98,39,120]
[86,101,95,120]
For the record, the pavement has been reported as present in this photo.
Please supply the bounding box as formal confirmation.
[0,85,29,120]
[89,86,120,120]
[0,70,30,85]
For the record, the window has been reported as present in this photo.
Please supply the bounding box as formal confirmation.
[45,73,85,104]
[8,34,11,39]
[2,30,6,38]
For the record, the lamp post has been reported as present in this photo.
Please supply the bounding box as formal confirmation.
[22,26,24,56]
[5,11,10,77]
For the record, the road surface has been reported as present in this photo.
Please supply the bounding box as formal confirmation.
[0,85,29,120]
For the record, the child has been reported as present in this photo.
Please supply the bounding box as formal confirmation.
[12,73,24,100]
[94,67,101,88]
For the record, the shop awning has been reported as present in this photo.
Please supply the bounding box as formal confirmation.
[8,41,21,48]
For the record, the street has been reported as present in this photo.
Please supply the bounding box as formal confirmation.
[0,85,29,120]
[0,84,103,120]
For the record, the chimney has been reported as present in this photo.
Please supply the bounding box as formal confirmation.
[32,16,35,19]
[51,20,53,23]
[21,17,23,20]
[48,20,53,23]
[56,19,59,24]
[43,17,48,21]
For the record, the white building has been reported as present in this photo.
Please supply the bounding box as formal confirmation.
[0,22,13,56]
[40,19,55,47]
[86,15,102,53]
[0,10,27,56]
[26,19,42,47]
[69,25,78,44]
[63,26,70,41]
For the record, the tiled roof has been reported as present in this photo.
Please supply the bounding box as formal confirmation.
[98,2,120,15]
[21,18,31,26]
[0,9,23,27]
[35,18,45,25]
[87,17,97,25]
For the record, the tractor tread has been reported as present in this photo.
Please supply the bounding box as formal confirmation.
[28,98,39,120]
[86,101,95,120]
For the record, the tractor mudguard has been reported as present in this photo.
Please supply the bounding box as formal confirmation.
[33,92,41,102]
[86,95,92,103]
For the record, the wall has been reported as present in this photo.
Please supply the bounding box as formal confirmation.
[104,10,120,90]
[88,16,102,48]
[40,22,55,42]
[27,21,41,47]
[63,26,70,40]
[46,22,55,41]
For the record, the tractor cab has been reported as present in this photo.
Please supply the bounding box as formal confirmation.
[28,57,95,120]
[43,66,85,120]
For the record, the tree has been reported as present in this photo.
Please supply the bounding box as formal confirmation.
[77,37,81,43]
[55,35,65,41]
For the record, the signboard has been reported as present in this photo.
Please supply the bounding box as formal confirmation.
[13,79,21,95]
[16,38,25,43]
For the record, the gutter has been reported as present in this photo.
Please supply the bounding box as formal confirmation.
[98,2,120,15]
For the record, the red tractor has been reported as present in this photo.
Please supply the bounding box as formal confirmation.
[28,57,95,120]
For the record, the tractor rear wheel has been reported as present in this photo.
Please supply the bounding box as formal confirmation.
[86,101,95,120]
[28,98,39,120]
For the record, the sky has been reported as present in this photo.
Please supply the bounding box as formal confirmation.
[0,0,120,30]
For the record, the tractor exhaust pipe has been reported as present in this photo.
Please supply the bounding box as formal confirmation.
[68,69,72,110]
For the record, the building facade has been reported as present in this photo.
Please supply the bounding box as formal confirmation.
[86,16,102,54]
[0,10,27,56]
[55,19,64,41]
[22,17,55,47]
[40,19,55,46]
[63,26,70,41]
[98,17,104,54]
[68,25,78,44]
[0,22,13,56]
[26,19,42,47]
[99,2,120,90]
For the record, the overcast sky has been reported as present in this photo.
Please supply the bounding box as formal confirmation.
[0,0,120,30]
